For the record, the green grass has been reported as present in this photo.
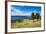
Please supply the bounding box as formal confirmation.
[11,19,41,28]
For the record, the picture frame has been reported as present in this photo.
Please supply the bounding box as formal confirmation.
[5,1,45,33]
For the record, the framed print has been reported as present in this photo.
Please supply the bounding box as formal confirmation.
[5,1,45,33]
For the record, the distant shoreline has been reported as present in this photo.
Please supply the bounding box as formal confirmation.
[11,16,32,20]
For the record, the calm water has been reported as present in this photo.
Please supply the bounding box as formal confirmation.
[11,16,32,20]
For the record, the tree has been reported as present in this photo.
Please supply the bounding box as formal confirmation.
[31,12,35,22]
[36,13,40,21]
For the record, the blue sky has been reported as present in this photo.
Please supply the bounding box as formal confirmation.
[11,5,41,16]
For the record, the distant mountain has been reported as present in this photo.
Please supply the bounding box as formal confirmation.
[11,16,32,20]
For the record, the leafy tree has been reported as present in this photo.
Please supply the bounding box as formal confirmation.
[36,13,40,21]
[31,12,35,22]
[31,12,41,22]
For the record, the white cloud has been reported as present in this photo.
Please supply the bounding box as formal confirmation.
[11,8,23,16]
[11,7,32,16]
[21,12,32,16]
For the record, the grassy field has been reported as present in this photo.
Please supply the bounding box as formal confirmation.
[11,19,41,28]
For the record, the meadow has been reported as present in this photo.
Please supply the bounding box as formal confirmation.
[11,19,41,28]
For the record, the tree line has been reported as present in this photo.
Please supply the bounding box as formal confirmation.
[31,12,41,22]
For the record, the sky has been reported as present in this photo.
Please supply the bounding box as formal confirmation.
[11,5,41,16]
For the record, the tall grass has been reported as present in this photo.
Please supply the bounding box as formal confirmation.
[11,19,41,28]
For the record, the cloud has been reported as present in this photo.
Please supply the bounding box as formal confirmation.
[11,9,32,16]
[21,11,32,16]
[11,8,24,16]
[11,8,32,16]
[11,7,32,16]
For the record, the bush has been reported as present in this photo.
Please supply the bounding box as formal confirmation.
[17,20,23,23]
[11,20,23,23]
